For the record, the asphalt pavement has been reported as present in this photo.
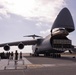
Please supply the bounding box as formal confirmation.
[0,54,76,75]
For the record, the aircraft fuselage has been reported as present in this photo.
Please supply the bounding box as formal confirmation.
[32,28,72,55]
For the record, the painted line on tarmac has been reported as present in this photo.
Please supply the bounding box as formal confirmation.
[23,57,32,64]
[27,63,76,69]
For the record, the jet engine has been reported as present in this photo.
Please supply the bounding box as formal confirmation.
[4,44,10,51]
[18,43,24,49]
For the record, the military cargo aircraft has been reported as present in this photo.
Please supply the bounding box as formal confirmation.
[0,8,75,57]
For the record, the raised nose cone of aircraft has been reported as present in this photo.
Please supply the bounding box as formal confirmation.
[51,8,75,32]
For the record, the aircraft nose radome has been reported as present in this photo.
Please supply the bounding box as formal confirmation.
[51,7,75,32]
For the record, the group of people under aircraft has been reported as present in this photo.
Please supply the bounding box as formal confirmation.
[0,50,22,60]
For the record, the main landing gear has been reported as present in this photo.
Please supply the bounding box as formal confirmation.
[44,53,61,58]
[30,52,61,58]
[34,53,39,57]
[30,52,39,57]
[44,53,50,57]
[50,53,61,58]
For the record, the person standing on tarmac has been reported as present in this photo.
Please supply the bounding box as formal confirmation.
[14,50,18,65]
[20,52,22,60]
[15,50,18,60]
[11,52,14,60]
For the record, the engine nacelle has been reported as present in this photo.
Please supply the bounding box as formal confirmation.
[18,43,24,49]
[52,28,69,36]
[3,44,10,51]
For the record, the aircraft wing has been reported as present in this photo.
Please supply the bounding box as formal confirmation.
[0,39,37,47]
[0,39,37,51]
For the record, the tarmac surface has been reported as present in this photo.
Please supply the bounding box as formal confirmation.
[0,54,76,75]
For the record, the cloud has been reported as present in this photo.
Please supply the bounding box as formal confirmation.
[0,5,4,8]
[0,0,66,22]
[0,0,67,37]
[36,22,50,28]
[40,29,50,37]
[0,1,10,18]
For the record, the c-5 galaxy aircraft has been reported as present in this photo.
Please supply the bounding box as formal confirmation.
[0,7,75,57]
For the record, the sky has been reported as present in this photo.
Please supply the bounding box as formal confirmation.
[0,0,76,53]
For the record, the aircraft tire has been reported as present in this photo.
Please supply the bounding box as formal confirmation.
[34,52,39,57]
[44,53,50,57]
[58,54,61,58]
[51,54,61,58]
